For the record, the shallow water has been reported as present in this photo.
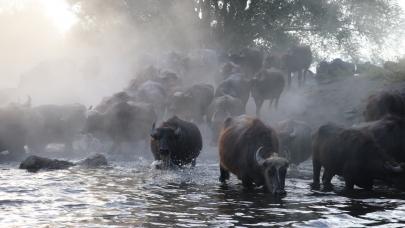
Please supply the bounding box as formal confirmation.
[1,150,405,228]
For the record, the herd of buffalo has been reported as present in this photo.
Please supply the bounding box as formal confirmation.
[1,45,405,197]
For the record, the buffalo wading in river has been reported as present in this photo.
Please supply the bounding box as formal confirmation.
[218,115,289,196]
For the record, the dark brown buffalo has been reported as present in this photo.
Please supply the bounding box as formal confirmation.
[251,68,285,116]
[26,104,87,154]
[95,91,134,113]
[206,95,245,145]
[312,123,404,190]
[19,154,107,172]
[126,65,160,91]
[316,59,356,81]
[283,46,312,87]
[277,120,312,166]
[228,48,264,79]
[264,46,312,87]
[0,105,29,161]
[168,83,214,123]
[216,62,242,85]
[150,116,202,168]
[363,90,405,121]
[132,80,167,120]
[219,115,289,195]
[355,115,405,163]
[215,73,251,108]
[85,101,157,154]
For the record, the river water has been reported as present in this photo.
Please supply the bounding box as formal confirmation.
[1,146,405,227]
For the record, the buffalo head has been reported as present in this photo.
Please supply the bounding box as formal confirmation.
[255,147,289,196]
[151,123,181,168]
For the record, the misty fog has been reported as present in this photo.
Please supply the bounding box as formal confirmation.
[1,0,404,107]
[2,1,405,227]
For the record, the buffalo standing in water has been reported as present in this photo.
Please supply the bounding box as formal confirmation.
[150,116,202,168]
[218,115,289,196]
[277,120,312,166]
[215,73,251,109]
[206,95,245,145]
[167,83,214,123]
[26,103,87,154]
[0,105,29,161]
[85,101,157,154]
[251,68,285,116]
[312,123,404,190]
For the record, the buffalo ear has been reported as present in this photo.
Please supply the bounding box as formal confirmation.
[150,122,158,139]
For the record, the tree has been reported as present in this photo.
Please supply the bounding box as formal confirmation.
[67,0,404,61]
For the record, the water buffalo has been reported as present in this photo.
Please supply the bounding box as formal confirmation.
[363,90,405,121]
[277,120,312,166]
[130,80,167,120]
[312,123,404,190]
[216,62,242,85]
[26,103,87,154]
[0,105,29,161]
[355,115,405,163]
[150,116,202,168]
[228,48,263,79]
[215,73,251,108]
[168,83,214,123]
[316,58,355,81]
[85,101,157,154]
[95,91,134,113]
[283,46,312,87]
[206,95,245,145]
[251,68,285,116]
[19,154,108,172]
[218,115,289,195]
[126,65,160,91]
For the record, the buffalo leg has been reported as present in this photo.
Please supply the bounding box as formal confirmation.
[273,95,281,110]
[303,69,308,85]
[254,98,264,117]
[268,99,274,109]
[312,158,321,186]
[344,179,354,191]
[287,71,292,88]
[298,70,303,87]
[219,165,230,183]
[322,169,334,191]
[191,158,196,167]
[241,176,253,189]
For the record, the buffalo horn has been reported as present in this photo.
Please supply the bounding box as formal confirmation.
[255,146,265,166]
[385,162,403,173]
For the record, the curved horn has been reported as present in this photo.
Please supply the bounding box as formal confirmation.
[385,162,403,173]
[150,122,157,137]
[255,146,265,166]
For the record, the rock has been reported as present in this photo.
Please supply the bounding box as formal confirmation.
[19,155,74,172]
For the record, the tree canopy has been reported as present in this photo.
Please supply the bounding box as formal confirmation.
[67,0,405,61]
